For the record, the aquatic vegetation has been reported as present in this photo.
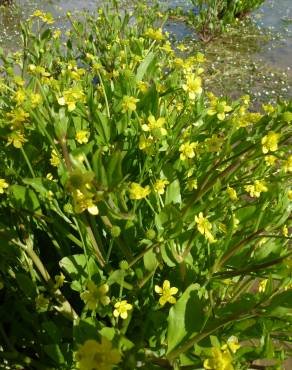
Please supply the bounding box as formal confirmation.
[0,2,291,369]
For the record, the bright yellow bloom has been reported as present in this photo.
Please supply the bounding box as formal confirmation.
[121,96,139,113]
[129,182,151,200]
[288,190,292,200]
[80,281,110,310]
[153,179,169,195]
[144,27,165,41]
[282,224,288,237]
[204,347,233,370]
[244,180,268,198]
[182,74,202,100]
[261,131,280,154]
[179,141,199,160]
[207,100,232,121]
[76,338,121,370]
[50,149,60,167]
[155,280,178,306]
[262,104,275,114]
[74,189,99,215]
[226,336,240,353]
[30,93,42,108]
[265,155,277,166]
[113,300,132,319]
[7,131,27,148]
[58,86,85,111]
[53,29,61,39]
[258,279,268,293]
[31,10,54,24]
[195,212,216,243]
[13,89,26,105]
[7,108,29,128]
[139,135,154,153]
[0,179,9,194]
[142,115,167,136]
[76,130,90,144]
[187,178,198,190]
[137,81,148,93]
[283,155,292,172]
[227,186,238,201]
[237,112,262,128]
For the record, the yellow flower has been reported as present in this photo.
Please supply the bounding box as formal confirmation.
[50,149,60,167]
[207,99,232,121]
[54,272,65,289]
[76,130,90,144]
[261,131,280,154]
[265,155,277,166]
[80,281,110,310]
[221,336,240,354]
[121,95,139,113]
[153,179,169,195]
[288,190,292,200]
[0,179,9,194]
[195,212,216,243]
[237,112,262,128]
[262,104,275,114]
[74,189,99,215]
[142,115,167,136]
[7,108,29,128]
[53,29,61,39]
[244,180,268,198]
[187,178,198,190]
[282,224,288,237]
[129,182,151,200]
[258,279,268,293]
[7,131,27,148]
[204,347,234,370]
[58,86,85,111]
[76,338,121,370]
[283,155,292,173]
[30,93,42,108]
[182,74,202,100]
[13,89,26,105]
[227,186,238,201]
[205,134,224,153]
[154,280,178,306]
[179,141,199,160]
[113,300,132,319]
[31,10,54,24]
[144,27,165,41]
[137,81,148,93]
[139,135,154,153]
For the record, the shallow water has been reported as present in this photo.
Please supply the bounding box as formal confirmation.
[0,0,291,101]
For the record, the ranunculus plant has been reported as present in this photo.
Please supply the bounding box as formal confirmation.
[0,1,291,369]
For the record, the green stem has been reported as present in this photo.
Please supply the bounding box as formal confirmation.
[12,237,78,321]
[20,147,36,177]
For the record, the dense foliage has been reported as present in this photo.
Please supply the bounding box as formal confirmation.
[0,2,291,369]
[189,0,266,41]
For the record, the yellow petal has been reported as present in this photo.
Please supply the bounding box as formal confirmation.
[163,280,170,289]
[155,285,162,294]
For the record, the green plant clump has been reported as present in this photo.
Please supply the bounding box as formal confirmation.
[0,2,291,369]
[189,0,266,41]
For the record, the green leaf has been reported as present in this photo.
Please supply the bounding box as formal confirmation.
[107,151,124,187]
[44,344,65,364]
[143,248,158,271]
[9,184,41,214]
[167,284,204,354]
[136,52,155,82]
[59,254,101,287]
[74,317,100,344]
[15,273,36,298]
[165,180,181,205]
